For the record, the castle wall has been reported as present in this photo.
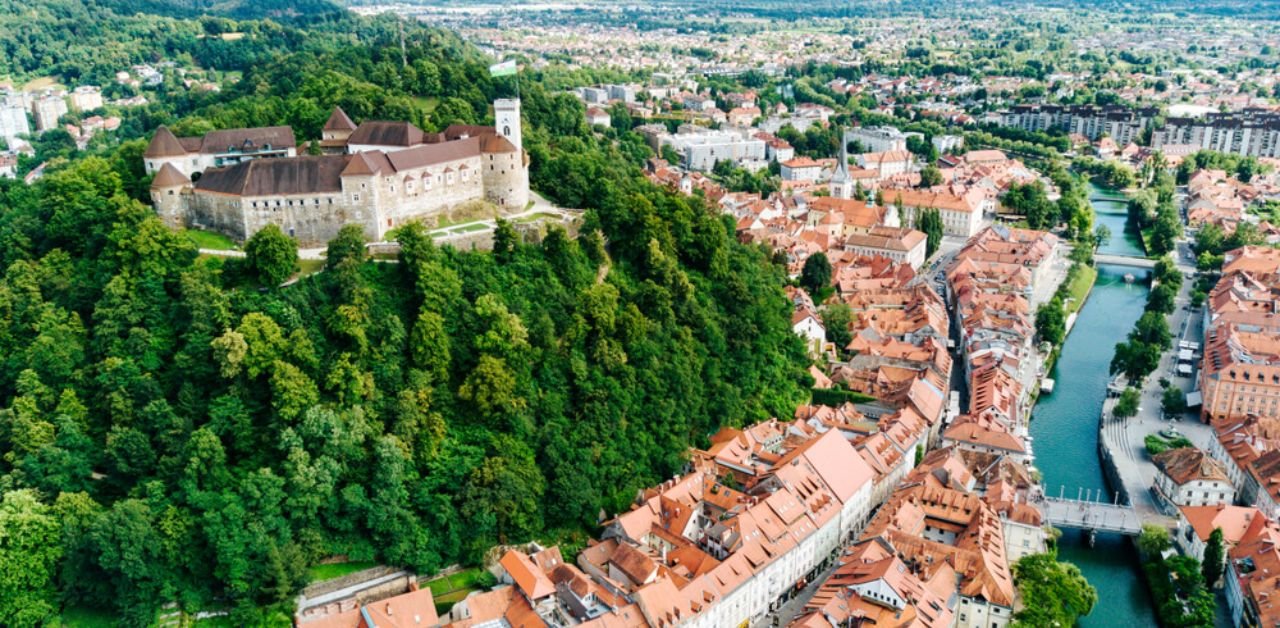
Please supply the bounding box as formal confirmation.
[241,192,355,246]
[369,155,487,240]
[188,193,250,241]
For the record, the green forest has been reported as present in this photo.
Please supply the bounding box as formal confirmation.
[0,3,810,625]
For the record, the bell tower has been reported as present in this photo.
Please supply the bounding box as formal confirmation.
[494,98,522,152]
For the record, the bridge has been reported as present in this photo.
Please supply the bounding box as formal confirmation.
[1093,253,1158,269]
[1042,496,1144,537]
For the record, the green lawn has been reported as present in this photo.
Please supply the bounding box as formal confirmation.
[425,567,489,614]
[307,560,379,583]
[297,258,326,277]
[1063,264,1098,316]
[412,96,440,113]
[23,76,64,91]
[58,605,117,627]
[184,229,238,250]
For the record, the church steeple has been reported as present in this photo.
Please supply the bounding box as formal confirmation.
[829,127,854,199]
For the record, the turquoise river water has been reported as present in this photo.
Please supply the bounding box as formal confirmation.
[1027,184,1158,625]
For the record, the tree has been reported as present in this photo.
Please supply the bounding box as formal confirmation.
[800,253,832,295]
[1112,339,1162,384]
[325,224,366,270]
[1138,523,1171,557]
[245,224,299,287]
[1035,296,1067,345]
[0,490,62,627]
[1131,311,1172,350]
[918,208,944,259]
[1203,527,1226,587]
[1011,552,1098,627]
[1162,386,1187,417]
[823,303,853,352]
[1114,386,1141,419]
[919,164,943,187]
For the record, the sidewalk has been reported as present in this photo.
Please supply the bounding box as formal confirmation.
[1100,253,1214,519]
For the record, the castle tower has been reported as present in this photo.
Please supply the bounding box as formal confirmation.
[494,98,522,153]
[149,162,191,229]
[829,127,854,200]
[144,125,191,176]
[321,106,357,154]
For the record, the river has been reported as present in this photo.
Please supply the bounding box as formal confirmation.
[1028,184,1158,625]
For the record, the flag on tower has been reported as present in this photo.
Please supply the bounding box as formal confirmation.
[488,60,517,78]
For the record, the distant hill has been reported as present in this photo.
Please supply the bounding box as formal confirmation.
[92,0,345,21]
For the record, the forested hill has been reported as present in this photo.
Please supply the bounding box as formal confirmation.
[0,0,344,84]
[0,8,811,627]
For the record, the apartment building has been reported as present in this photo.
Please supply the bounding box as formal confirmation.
[1154,109,1280,159]
[997,104,1157,144]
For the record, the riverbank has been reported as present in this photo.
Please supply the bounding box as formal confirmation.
[1030,264,1158,626]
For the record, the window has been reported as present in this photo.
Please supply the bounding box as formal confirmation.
[353,193,360,202]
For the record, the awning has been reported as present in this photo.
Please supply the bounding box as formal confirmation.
[1186,391,1202,407]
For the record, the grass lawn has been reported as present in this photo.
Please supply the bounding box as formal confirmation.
[24,76,64,91]
[58,605,117,627]
[425,566,490,614]
[307,560,379,583]
[450,223,491,234]
[1063,264,1098,316]
[297,258,326,277]
[514,212,559,224]
[412,96,440,113]
[184,229,238,250]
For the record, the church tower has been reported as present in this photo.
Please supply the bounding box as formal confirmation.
[829,127,854,200]
[494,98,522,152]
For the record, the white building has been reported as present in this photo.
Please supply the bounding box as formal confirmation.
[68,86,104,113]
[780,157,823,182]
[843,226,928,271]
[0,93,29,143]
[848,125,908,153]
[1153,447,1235,509]
[662,128,766,172]
[31,91,68,132]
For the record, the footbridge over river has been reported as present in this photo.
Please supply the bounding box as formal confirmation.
[1043,496,1144,536]
[1092,253,1158,269]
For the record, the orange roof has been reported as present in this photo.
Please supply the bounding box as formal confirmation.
[499,549,556,600]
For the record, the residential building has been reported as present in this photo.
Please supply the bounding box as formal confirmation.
[31,91,68,132]
[847,126,908,153]
[68,86,104,112]
[998,104,1157,143]
[1154,109,1280,159]
[0,91,29,143]
[585,106,611,128]
[1175,504,1262,563]
[856,150,912,179]
[660,127,767,172]
[1226,515,1280,627]
[790,539,955,628]
[842,226,927,270]
[892,188,986,237]
[858,482,1017,628]
[1153,447,1235,509]
[780,157,823,182]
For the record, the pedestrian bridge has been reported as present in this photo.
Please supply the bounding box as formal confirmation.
[1042,497,1144,536]
[1093,253,1158,269]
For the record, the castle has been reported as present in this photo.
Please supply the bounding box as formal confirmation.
[147,99,529,245]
